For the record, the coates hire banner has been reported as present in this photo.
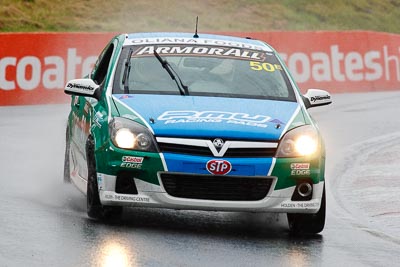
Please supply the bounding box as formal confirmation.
[0,31,400,105]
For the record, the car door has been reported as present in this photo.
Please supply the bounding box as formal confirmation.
[70,41,116,181]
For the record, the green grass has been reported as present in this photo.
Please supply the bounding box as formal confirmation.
[1,0,400,33]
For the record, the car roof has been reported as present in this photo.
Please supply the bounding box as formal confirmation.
[122,32,273,52]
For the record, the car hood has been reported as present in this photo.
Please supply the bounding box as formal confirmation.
[113,94,302,141]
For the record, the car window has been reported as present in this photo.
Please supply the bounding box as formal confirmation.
[113,45,296,101]
[92,43,114,85]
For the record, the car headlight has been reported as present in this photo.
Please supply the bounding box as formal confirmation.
[276,125,319,158]
[110,117,157,152]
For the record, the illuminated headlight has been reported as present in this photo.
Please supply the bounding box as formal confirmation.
[114,129,135,149]
[276,125,319,157]
[110,117,157,152]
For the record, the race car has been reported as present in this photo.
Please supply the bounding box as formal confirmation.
[64,32,332,234]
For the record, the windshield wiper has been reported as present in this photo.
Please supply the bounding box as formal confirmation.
[153,50,189,96]
[122,47,134,94]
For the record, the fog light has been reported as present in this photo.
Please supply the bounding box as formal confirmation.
[297,182,313,197]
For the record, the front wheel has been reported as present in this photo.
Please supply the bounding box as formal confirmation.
[287,185,326,235]
[86,138,123,221]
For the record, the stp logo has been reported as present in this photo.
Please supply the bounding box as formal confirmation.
[206,159,232,175]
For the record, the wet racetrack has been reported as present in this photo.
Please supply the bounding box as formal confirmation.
[0,91,400,266]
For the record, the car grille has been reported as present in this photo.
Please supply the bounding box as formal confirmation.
[157,143,277,157]
[160,172,274,201]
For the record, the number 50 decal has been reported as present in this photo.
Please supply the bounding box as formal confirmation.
[250,61,282,72]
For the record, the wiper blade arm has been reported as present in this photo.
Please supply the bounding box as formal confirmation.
[154,50,189,96]
[122,48,134,94]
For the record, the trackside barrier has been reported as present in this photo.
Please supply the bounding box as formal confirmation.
[1,31,399,106]
[0,33,114,105]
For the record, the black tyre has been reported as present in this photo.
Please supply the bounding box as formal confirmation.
[86,138,123,221]
[287,185,326,235]
[63,126,71,183]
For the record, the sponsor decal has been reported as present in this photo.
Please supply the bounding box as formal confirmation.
[281,203,296,208]
[132,45,264,61]
[280,202,319,208]
[120,156,143,169]
[122,156,144,163]
[66,82,95,91]
[157,110,278,128]
[291,169,311,176]
[290,163,311,176]
[310,95,331,102]
[121,162,142,169]
[290,163,310,170]
[295,202,319,208]
[114,195,150,202]
[121,156,144,169]
[128,37,269,51]
[206,159,232,175]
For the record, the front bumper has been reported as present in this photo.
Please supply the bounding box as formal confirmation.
[95,139,325,214]
[97,173,324,213]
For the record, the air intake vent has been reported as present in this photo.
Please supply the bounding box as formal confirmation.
[160,172,274,201]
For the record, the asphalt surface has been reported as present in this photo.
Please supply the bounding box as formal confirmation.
[0,91,400,266]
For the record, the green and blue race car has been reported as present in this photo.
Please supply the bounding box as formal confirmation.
[64,32,331,234]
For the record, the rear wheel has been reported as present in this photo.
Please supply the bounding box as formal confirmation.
[86,138,123,221]
[63,126,71,183]
[287,185,326,235]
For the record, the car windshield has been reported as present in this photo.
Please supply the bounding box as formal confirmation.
[113,44,296,101]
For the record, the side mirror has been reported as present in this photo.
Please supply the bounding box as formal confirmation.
[64,79,100,100]
[303,89,332,109]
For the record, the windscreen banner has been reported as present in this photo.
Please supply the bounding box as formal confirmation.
[1,31,399,105]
